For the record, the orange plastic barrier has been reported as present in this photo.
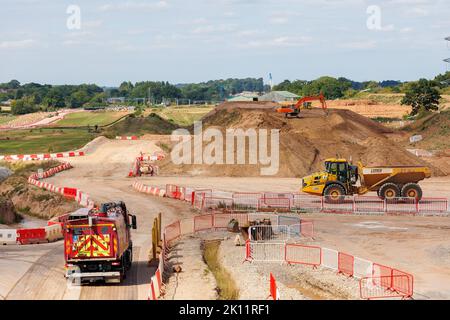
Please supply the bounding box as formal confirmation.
[17,228,46,245]
[269,273,279,300]
[338,252,355,277]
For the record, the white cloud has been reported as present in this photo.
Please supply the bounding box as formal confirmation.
[99,1,168,12]
[83,20,103,28]
[0,39,36,49]
[339,40,377,50]
[406,6,430,16]
[240,35,312,48]
[191,24,238,34]
[269,17,289,25]
[399,27,414,33]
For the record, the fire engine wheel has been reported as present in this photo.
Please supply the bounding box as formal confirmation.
[379,183,401,200]
[323,184,346,202]
[126,249,133,270]
[401,183,423,200]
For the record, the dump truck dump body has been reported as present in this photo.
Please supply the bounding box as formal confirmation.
[360,166,431,191]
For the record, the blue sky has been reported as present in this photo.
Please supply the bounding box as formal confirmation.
[1,0,449,86]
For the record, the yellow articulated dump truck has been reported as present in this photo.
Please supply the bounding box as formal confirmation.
[301,158,431,201]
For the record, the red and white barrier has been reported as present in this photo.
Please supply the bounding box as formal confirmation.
[150,211,413,300]
[132,182,166,197]
[130,180,448,216]
[243,236,414,299]
[116,136,138,141]
[16,228,47,245]
[0,151,84,162]
[28,163,95,209]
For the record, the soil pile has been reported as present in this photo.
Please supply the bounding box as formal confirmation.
[0,196,19,224]
[104,113,178,137]
[159,102,442,178]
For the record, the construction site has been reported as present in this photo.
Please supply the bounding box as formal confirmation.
[1,96,450,301]
[1,1,450,307]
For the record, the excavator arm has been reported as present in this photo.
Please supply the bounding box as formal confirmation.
[276,93,328,118]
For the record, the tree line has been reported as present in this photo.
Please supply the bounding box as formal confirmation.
[1,73,449,115]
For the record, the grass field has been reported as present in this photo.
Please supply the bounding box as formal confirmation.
[0,115,16,125]
[148,106,213,126]
[0,129,97,154]
[52,111,130,127]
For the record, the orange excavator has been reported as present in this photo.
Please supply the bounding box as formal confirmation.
[276,93,328,118]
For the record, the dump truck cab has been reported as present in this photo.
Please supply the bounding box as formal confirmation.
[302,158,358,199]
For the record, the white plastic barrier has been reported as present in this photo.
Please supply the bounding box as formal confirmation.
[354,257,374,279]
[321,248,339,271]
[0,229,17,245]
[45,224,63,242]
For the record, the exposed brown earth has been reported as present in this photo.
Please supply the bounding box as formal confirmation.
[159,102,442,178]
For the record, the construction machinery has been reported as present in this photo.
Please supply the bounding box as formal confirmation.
[276,93,328,118]
[64,202,137,284]
[129,152,161,177]
[301,158,431,200]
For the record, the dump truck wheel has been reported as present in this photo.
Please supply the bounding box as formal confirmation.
[323,184,346,202]
[401,183,423,200]
[379,183,400,200]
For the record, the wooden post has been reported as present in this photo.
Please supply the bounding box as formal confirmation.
[158,212,162,245]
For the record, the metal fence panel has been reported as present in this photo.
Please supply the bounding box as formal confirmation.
[386,198,417,214]
[194,214,214,232]
[354,196,385,214]
[232,193,261,211]
[418,198,448,215]
[248,242,285,263]
[292,194,323,212]
[249,225,289,242]
[285,244,321,266]
[323,196,354,213]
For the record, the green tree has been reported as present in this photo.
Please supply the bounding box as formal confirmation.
[11,97,38,115]
[401,79,441,116]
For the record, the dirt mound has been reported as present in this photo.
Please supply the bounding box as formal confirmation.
[402,110,450,151]
[104,113,178,137]
[159,103,442,178]
[0,196,19,224]
[0,162,81,220]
